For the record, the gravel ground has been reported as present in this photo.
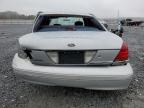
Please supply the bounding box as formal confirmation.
[0,24,144,108]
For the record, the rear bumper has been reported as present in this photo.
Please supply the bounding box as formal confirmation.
[12,54,133,90]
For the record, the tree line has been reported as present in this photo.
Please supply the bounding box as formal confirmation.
[0,11,35,20]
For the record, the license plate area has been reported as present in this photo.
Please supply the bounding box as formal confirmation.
[59,51,84,64]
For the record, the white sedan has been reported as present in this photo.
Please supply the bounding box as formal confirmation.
[12,12,133,90]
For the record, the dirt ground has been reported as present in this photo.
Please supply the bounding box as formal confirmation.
[0,24,144,108]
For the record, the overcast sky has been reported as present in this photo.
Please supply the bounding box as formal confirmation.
[0,0,144,18]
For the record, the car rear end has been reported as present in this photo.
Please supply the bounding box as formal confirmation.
[12,13,133,90]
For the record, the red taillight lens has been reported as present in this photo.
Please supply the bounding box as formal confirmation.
[114,42,128,61]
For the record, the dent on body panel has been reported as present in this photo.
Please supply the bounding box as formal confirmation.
[30,50,54,65]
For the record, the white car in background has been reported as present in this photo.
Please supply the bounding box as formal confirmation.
[12,12,133,90]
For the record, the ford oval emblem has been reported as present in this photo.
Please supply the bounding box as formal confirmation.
[67,43,76,47]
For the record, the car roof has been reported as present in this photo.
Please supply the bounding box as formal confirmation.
[39,11,94,17]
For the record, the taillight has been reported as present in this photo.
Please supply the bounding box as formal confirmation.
[114,42,128,61]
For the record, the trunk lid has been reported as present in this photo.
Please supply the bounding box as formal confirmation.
[19,31,123,50]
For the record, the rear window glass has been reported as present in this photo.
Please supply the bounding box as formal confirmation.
[33,15,105,32]
[49,17,84,26]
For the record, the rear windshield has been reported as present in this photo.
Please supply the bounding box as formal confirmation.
[33,15,105,32]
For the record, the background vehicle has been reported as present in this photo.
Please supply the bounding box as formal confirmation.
[120,18,143,26]
[111,23,124,37]
[99,19,124,37]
